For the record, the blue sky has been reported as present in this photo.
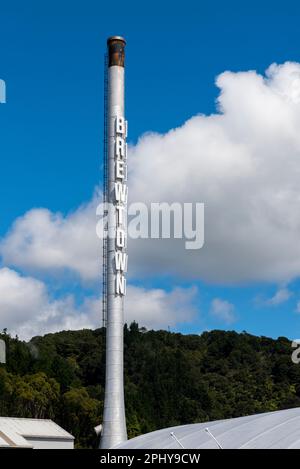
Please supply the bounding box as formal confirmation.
[1,0,300,340]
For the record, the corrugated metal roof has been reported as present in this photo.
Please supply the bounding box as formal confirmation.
[115,407,300,449]
[0,418,74,448]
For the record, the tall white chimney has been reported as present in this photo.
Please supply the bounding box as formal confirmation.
[100,36,128,449]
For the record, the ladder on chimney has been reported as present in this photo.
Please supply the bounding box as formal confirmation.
[102,53,108,328]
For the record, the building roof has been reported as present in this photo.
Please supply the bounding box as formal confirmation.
[0,417,74,448]
[115,407,300,449]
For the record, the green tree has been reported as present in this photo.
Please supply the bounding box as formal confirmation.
[62,387,102,448]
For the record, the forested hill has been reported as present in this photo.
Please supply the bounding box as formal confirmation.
[0,324,300,448]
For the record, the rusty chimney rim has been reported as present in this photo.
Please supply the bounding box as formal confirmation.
[107,36,126,45]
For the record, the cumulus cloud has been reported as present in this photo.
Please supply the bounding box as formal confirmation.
[2,62,300,287]
[128,61,300,284]
[265,287,293,306]
[0,267,197,340]
[0,268,98,340]
[0,196,99,282]
[72,285,198,333]
[125,285,198,330]
[210,298,236,324]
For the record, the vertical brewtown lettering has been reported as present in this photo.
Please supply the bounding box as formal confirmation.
[114,116,128,296]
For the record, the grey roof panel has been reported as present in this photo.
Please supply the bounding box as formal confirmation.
[115,407,300,449]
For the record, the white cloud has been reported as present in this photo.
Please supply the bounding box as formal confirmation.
[128,61,300,284]
[68,285,198,334]
[6,61,300,337]
[2,62,300,287]
[0,196,99,282]
[125,285,198,330]
[265,287,292,306]
[0,267,197,340]
[0,267,97,340]
[210,298,236,324]
[0,267,48,333]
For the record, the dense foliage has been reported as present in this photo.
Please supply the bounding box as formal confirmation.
[0,324,300,448]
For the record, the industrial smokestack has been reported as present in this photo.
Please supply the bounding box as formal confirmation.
[100,36,128,449]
